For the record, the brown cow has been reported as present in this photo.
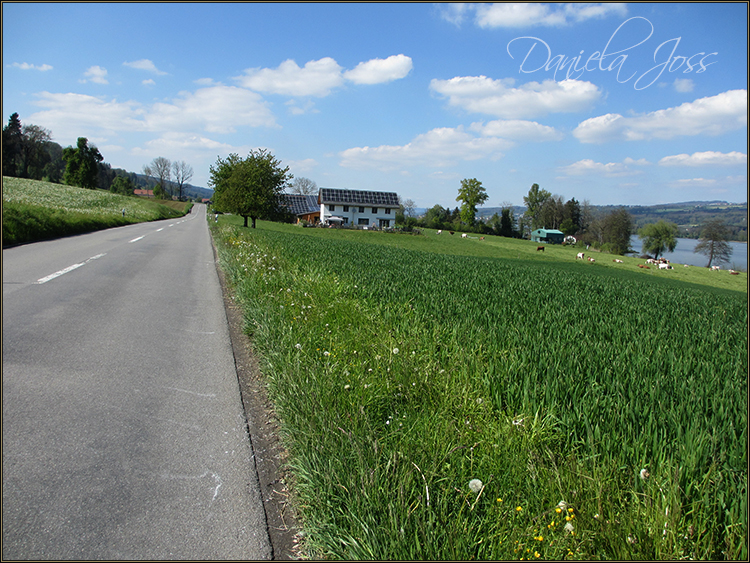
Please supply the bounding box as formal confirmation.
[537,246,544,252]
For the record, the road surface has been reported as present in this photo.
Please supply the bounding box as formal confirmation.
[2,204,272,559]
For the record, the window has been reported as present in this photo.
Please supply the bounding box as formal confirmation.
[359,206,365,213]
[358,218,369,225]
[379,219,390,228]
[372,207,378,213]
[330,205,335,211]
[385,208,390,214]
[343,205,349,212]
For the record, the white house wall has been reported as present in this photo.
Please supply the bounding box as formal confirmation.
[320,203,397,227]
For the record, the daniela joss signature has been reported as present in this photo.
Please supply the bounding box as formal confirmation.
[506,16,717,90]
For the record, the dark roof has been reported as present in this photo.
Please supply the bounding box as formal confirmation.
[319,188,399,207]
[284,194,319,215]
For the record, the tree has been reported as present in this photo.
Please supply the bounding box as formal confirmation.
[456,178,488,226]
[18,124,53,179]
[563,198,582,233]
[172,160,194,200]
[2,113,23,176]
[694,218,733,268]
[639,220,679,259]
[143,157,171,198]
[209,149,292,228]
[290,176,318,195]
[523,183,552,230]
[62,137,103,189]
[538,194,564,230]
[601,207,635,255]
[110,175,135,196]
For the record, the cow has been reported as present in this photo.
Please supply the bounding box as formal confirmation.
[587,257,596,262]
[638,264,650,269]
[449,231,455,235]
[711,265,721,271]
[480,237,485,240]
[437,230,442,235]
[613,259,624,263]
[577,252,584,260]
[658,263,672,270]
[537,246,544,252]
[462,233,468,238]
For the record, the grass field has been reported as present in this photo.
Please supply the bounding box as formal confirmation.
[2,176,191,246]
[211,216,747,560]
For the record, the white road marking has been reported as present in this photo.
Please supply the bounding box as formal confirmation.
[36,253,107,284]
[129,235,145,243]
[156,228,164,232]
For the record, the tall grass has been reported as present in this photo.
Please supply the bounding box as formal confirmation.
[2,176,190,246]
[212,219,747,560]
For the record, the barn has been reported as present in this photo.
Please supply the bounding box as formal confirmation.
[531,228,564,244]
[284,194,320,224]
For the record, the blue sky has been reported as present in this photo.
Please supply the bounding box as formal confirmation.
[3,2,747,208]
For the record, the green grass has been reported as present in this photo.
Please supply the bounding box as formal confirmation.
[212,217,747,560]
[2,176,191,246]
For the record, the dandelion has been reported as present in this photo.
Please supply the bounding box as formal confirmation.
[344,384,350,391]
[564,521,574,534]
[323,351,330,356]
[516,506,523,512]
[497,498,503,503]
[640,468,650,480]
[468,479,483,494]
[393,348,399,354]
[295,343,302,350]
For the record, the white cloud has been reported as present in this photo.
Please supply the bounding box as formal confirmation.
[339,126,512,170]
[430,76,601,118]
[80,65,108,84]
[573,90,748,143]
[30,85,276,140]
[558,157,648,177]
[142,79,156,86]
[132,132,234,156]
[288,158,317,173]
[343,54,413,84]
[673,78,694,93]
[123,59,167,75]
[10,62,53,71]
[146,85,277,133]
[659,151,747,167]
[445,3,628,28]
[470,119,564,141]
[236,57,344,97]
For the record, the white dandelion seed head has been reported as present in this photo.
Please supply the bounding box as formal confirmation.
[564,522,575,534]
[393,348,399,354]
[640,468,650,480]
[468,479,483,494]
[295,343,302,350]
[324,351,330,356]
[344,384,350,390]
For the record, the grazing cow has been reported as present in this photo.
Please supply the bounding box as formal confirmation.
[613,259,624,263]
[462,233,468,238]
[437,230,442,234]
[577,252,585,260]
[638,264,650,269]
[730,270,739,275]
[449,231,455,235]
[711,265,720,271]
[480,237,485,240]
[587,257,595,262]
[658,263,672,270]
[537,246,544,251]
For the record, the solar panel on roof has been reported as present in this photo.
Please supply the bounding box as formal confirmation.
[320,188,399,206]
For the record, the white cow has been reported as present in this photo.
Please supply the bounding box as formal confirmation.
[659,263,672,270]
[577,252,584,260]
[462,233,468,238]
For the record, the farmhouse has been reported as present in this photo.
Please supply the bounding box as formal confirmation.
[318,188,400,228]
[284,194,320,224]
[531,228,564,244]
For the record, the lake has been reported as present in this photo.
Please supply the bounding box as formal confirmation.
[630,236,748,270]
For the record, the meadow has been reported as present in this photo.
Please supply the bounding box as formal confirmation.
[2,176,191,246]
[212,217,747,560]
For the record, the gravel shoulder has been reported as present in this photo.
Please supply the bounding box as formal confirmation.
[212,236,303,561]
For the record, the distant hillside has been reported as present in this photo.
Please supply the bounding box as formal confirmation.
[133,173,213,201]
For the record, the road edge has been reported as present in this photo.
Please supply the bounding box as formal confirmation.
[210,231,302,561]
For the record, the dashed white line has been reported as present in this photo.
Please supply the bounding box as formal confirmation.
[129,235,145,243]
[36,253,107,284]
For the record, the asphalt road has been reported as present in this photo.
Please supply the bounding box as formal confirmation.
[2,204,272,560]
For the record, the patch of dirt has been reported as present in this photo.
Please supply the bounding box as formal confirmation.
[212,240,303,560]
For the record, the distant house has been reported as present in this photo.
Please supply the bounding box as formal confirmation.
[284,194,320,224]
[531,228,564,244]
[318,188,400,228]
[134,189,154,198]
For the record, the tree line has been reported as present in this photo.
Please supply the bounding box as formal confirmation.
[2,113,195,200]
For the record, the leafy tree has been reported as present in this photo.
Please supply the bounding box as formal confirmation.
[499,207,517,238]
[209,149,292,228]
[523,183,551,230]
[110,175,135,196]
[290,176,318,195]
[456,178,488,226]
[694,218,733,268]
[601,207,635,255]
[639,220,679,259]
[62,137,103,189]
[538,194,564,229]
[563,198,581,232]
[18,124,53,179]
[423,204,450,230]
[2,113,23,176]
[172,160,194,200]
[143,157,172,197]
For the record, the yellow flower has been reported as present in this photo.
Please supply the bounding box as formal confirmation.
[497,498,503,503]
[534,551,540,558]
[555,507,562,514]
[516,506,523,512]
